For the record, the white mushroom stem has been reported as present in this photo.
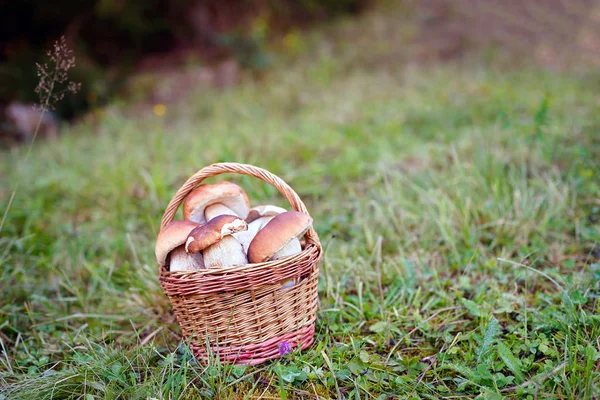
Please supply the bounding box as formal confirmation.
[169,246,205,271]
[271,238,302,260]
[280,278,296,289]
[203,235,247,268]
[233,230,255,254]
[205,203,236,221]
[233,217,271,253]
[272,238,302,289]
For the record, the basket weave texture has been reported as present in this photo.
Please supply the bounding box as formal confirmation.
[158,163,322,365]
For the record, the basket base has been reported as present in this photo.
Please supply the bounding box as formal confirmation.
[191,324,315,366]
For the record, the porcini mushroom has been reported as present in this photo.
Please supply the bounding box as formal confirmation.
[234,205,288,252]
[183,182,250,224]
[155,220,205,271]
[246,205,288,224]
[247,211,312,264]
[185,214,248,268]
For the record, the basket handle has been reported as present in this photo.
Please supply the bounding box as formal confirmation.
[160,162,320,246]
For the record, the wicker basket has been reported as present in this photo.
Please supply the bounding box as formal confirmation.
[158,162,322,365]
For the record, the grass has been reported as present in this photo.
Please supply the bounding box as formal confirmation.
[1,4,600,399]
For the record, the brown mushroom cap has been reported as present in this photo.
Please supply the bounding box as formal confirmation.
[246,205,287,223]
[185,214,247,254]
[155,220,200,266]
[183,182,250,224]
[247,211,312,263]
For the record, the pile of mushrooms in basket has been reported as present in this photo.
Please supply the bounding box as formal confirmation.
[155,181,312,287]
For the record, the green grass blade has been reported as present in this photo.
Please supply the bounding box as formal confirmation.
[477,316,501,363]
[497,341,525,384]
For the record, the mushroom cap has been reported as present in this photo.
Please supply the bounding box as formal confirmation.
[185,214,247,254]
[155,220,200,266]
[247,211,313,263]
[246,205,287,223]
[183,182,250,223]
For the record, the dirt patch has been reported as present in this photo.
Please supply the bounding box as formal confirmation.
[414,0,600,68]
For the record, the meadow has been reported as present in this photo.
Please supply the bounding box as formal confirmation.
[1,4,600,399]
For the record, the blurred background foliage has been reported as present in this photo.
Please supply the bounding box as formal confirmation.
[0,0,369,120]
[3,0,600,123]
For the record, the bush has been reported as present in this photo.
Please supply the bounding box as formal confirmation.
[1,0,369,119]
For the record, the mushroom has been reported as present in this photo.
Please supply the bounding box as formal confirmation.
[234,205,288,253]
[185,214,248,268]
[247,211,312,289]
[246,205,288,225]
[155,220,205,271]
[183,182,250,224]
[247,211,312,263]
